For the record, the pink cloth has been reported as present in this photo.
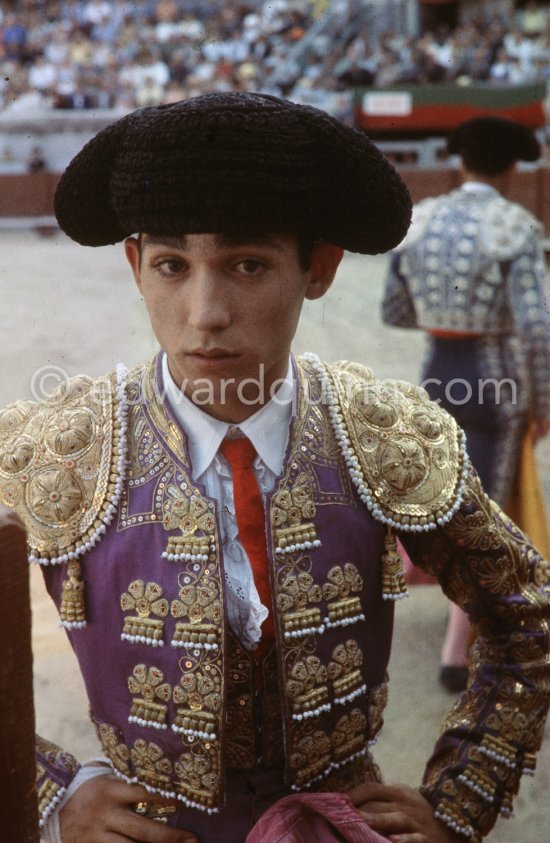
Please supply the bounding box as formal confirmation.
[398,538,437,586]
[245,792,390,843]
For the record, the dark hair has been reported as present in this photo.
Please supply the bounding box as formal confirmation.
[297,235,316,271]
[447,117,540,176]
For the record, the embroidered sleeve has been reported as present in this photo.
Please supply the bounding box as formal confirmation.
[401,466,550,841]
[505,235,550,420]
[0,366,128,565]
[36,735,81,828]
[381,252,418,329]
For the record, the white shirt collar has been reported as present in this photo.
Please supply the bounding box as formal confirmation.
[161,353,294,479]
[461,181,499,195]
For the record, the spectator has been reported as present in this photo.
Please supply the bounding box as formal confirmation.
[1,1,549,115]
[26,145,47,172]
[1,12,28,62]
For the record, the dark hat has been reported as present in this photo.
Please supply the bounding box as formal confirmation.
[447,116,540,175]
[53,92,411,254]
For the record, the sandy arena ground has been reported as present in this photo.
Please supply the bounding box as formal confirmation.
[1,229,549,841]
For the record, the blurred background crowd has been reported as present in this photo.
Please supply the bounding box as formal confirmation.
[0,0,549,117]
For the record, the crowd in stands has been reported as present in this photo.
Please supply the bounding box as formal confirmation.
[0,0,549,116]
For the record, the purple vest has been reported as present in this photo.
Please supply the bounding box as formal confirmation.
[42,354,394,812]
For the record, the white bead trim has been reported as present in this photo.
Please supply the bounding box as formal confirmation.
[292,703,331,721]
[478,745,517,769]
[162,552,210,562]
[111,767,220,813]
[290,747,369,791]
[38,785,66,828]
[323,614,365,629]
[121,633,164,647]
[172,725,218,741]
[171,640,219,650]
[284,624,325,640]
[334,683,367,706]
[128,715,167,730]
[434,809,476,839]
[302,353,469,532]
[30,364,129,566]
[457,773,495,803]
[59,620,87,630]
[275,540,322,555]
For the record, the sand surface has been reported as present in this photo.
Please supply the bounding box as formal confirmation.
[1,229,548,841]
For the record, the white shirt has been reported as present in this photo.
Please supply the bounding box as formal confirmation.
[161,353,294,650]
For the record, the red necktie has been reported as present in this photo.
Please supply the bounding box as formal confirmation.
[220,437,275,654]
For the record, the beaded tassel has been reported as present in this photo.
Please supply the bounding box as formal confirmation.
[59,559,87,628]
[381,527,408,600]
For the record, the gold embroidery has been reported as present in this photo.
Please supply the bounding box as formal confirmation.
[38,780,63,820]
[381,528,408,600]
[289,729,332,788]
[44,408,96,456]
[478,733,517,768]
[329,362,464,528]
[327,640,366,706]
[367,682,388,745]
[272,473,320,555]
[128,665,172,730]
[434,798,482,843]
[331,708,368,763]
[28,467,84,525]
[96,723,131,778]
[0,372,123,561]
[170,571,223,650]
[286,655,330,720]
[322,564,365,628]
[59,559,86,628]
[278,569,324,639]
[320,753,383,792]
[173,654,222,740]
[174,744,220,810]
[120,580,168,647]
[457,765,497,803]
[0,434,34,474]
[162,486,216,562]
[131,739,174,794]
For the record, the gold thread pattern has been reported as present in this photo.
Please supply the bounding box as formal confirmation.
[162,486,216,562]
[174,744,220,811]
[277,569,324,639]
[127,664,172,730]
[170,570,223,651]
[286,654,330,721]
[120,580,168,647]
[173,653,222,740]
[59,559,86,628]
[0,370,124,562]
[322,564,365,628]
[327,640,366,706]
[272,473,321,555]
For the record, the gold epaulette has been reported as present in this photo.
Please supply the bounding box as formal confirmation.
[301,354,468,532]
[0,365,128,564]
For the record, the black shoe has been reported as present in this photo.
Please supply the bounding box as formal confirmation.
[439,666,469,693]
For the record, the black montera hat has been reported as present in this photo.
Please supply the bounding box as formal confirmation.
[54,92,412,254]
[447,116,540,175]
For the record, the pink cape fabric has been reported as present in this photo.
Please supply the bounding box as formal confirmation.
[245,792,391,843]
[398,538,437,586]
